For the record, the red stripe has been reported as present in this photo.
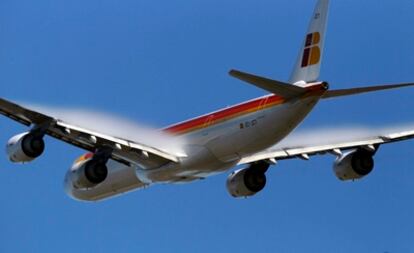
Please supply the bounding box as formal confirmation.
[164,83,326,135]
[165,94,283,134]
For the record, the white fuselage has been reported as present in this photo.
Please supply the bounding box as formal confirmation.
[65,92,322,201]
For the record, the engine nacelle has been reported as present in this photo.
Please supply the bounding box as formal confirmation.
[6,132,45,163]
[226,168,267,198]
[67,153,108,189]
[333,149,374,181]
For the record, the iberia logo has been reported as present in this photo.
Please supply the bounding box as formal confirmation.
[301,32,321,67]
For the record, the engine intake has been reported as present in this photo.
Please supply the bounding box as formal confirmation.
[226,163,268,198]
[69,154,109,189]
[84,160,108,184]
[333,149,374,181]
[6,132,45,163]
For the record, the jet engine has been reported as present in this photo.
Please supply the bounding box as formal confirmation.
[68,154,108,189]
[6,132,45,163]
[333,149,375,181]
[226,163,268,198]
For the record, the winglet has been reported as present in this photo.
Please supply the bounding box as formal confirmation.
[229,69,306,98]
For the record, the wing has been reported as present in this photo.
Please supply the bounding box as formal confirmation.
[238,127,414,165]
[0,98,184,169]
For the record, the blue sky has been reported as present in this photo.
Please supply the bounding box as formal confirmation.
[1,0,414,252]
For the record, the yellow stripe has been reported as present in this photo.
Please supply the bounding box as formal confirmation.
[174,99,284,135]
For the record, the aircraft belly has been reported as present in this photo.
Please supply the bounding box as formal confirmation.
[136,145,236,183]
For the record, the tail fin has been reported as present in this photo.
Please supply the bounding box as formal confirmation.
[289,0,330,85]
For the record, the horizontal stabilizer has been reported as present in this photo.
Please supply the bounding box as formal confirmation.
[229,69,306,98]
[323,82,414,99]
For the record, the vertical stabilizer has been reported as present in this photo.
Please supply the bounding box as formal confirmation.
[289,0,330,85]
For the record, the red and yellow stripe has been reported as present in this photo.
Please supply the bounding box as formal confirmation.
[164,83,326,135]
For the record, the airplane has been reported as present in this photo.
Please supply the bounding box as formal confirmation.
[1,0,414,201]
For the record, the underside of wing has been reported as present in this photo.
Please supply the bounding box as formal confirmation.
[0,98,184,169]
[238,126,414,165]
